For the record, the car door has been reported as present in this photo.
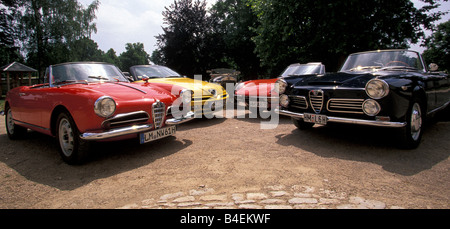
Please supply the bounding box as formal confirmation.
[435,73,450,109]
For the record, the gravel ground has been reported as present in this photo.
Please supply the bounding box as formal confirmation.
[0,109,449,209]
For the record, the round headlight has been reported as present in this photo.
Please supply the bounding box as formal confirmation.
[180,89,192,104]
[280,94,290,108]
[366,79,389,99]
[363,99,381,116]
[94,96,116,118]
[275,79,288,94]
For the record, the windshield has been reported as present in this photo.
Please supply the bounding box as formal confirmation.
[133,66,182,80]
[340,50,424,72]
[51,63,128,84]
[280,64,323,77]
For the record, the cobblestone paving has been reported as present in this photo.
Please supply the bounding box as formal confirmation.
[118,184,404,209]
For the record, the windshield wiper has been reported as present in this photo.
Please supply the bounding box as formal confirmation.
[88,75,110,81]
[54,80,89,86]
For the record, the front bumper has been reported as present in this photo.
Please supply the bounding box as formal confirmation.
[80,111,195,141]
[275,109,406,128]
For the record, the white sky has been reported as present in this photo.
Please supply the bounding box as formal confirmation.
[78,0,217,55]
[78,0,449,55]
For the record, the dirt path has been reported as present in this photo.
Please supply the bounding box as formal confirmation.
[0,110,449,209]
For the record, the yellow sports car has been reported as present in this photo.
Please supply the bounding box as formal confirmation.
[129,65,228,117]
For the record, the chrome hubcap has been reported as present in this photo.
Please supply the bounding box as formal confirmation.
[410,103,422,141]
[59,118,74,156]
[6,109,14,134]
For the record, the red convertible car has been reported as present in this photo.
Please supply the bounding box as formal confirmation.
[234,63,325,111]
[4,62,194,164]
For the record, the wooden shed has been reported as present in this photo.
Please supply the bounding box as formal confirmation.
[1,62,37,97]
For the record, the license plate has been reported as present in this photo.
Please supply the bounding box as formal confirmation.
[304,113,327,125]
[249,100,268,108]
[140,126,176,144]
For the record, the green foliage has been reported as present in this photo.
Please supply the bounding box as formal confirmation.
[423,20,450,72]
[249,0,445,74]
[16,0,100,78]
[155,0,226,78]
[0,0,23,64]
[211,0,264,79]
[119,43,150,72]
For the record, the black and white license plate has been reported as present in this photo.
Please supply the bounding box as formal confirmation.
[304,113,327,125]
[140,126,176,144]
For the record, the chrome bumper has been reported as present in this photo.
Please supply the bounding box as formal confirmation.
[165,111,195,125]
[275,109,407,128]
[80,111,195,141]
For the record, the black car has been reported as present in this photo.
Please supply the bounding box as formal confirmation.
[276,49,450,148]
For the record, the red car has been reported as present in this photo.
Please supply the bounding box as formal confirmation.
[4,62,194,164]
[234,63,325,111]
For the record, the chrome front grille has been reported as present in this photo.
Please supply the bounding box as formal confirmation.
[327,99,364,114]
[309,90,324,113]
[289,95,308,109]
[102,111,149,129]
[152,101,166,129]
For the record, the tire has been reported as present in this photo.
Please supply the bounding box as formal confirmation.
[5,106,27,140]
[292,117,314,130]
[398,100,424,149]
[55,111,89,164]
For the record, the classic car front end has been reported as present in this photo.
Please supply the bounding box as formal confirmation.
[276,50,450,148]
[4,62,194,164]
[129,65,229,117]
[235,63,325,111]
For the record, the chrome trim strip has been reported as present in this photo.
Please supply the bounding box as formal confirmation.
[275,109,406,128]
[80,124,153,140]
[49,65,54,88]
[14,119,50,131]
[113,82,147,94]
[427,101,450,115]
[165,111,195,125]
[101,111,149,128]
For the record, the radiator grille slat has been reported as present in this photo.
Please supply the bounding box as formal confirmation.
[152,101,166,129]
[309,90,324,113]
[289,96,308,109]
[327,99,364,114]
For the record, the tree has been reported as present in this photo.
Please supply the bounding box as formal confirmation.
[155,0,225,78]
[211,0,264,80]
[119,42,150,72]
[103,48,121,67]
[250,0,446,74]
[17,0,99,80]
[0,0,23,64]
[423,20,450,72]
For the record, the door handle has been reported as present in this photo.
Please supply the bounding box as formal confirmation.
[19,93,26,96]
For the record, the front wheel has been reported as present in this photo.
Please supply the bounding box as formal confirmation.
[55,112,89,164]
[398,101,423,149]
[5,106,27,139]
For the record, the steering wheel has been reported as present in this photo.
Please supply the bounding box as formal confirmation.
[386,61,410,67]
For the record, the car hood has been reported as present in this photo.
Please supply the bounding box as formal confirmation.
[291,72,384,88]
[236,78,278,96]
[69,82,176,103]
[135,77,227,97]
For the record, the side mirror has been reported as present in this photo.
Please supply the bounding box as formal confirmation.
[429,63,439,72]
[142,76,150,83]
